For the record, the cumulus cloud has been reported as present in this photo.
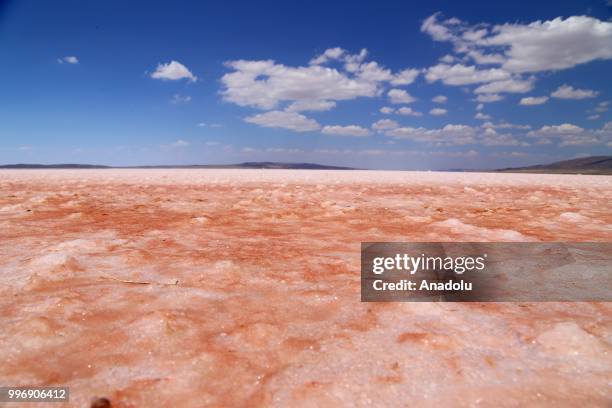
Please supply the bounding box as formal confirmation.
[474,77,534,94]
[429,108,447,116]
[432,95,448,103]
[372,119,399,131]
[527,122,612,146]
[310,47,345,65]
[475,112,492,120]
[382,123,530,147]
[322,125,371,137]
[425,63,511,85]
[528,123,585,136]
[397,107,423,117]
[421,13,612,73]
[475,94,504,103]
[386,124,478,146]
[390,68,420,85]
[380,106,395,114]
[519,96,549,105]
[285,100,336,112]
[151,60,197,82]
[388,89,416,104]
[485,16,612,73]
[483,121,531,130]
[222,59,378,110]
[223,49,419,112]
[58,56,79,64]
[421,13,611,105]
[551,84,599,99]
[244,110,320,132]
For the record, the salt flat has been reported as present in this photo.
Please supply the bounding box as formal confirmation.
[0,169,611,407]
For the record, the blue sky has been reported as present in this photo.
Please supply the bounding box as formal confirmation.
[1,0,611,169]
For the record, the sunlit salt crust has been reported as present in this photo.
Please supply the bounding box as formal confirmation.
[0,169,610,407]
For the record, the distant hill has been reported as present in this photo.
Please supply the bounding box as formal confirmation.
[0,163,111,169]
[0,162,355,170]
[497,156,612,175]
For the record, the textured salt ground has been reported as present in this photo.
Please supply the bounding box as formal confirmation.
[0,169,611,407]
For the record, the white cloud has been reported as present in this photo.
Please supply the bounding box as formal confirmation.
[526,123,608,146]
[172,139,190,147]
[397,107,423,117]
[466,50,505,65]
[425,63,511,85]
[58,56,79,64]
[429,108,447,116]
[383,123,528,147]
[551,84,599,99]
[483,121,531,130]
[421,13,612,73]
[310,47,346,65]
[486,16,612,73]
[171,93,192,104]
[380,106,395,114]
[595,101,609,112]
[432,95,448,103]
[390,68,420,85]
[244,110,320,132]
[372,119,399,131]
[151,60,197,82]
[588,114,600,120]
[475,94,504,103]
[386,124,477,145]
[222,59,379,110]
[388,89,416,104]
[474,77,534,94]
[322,125,371,137]
[421,13,456,41]
[227,48,419,111]
[355,61,393,82]
[343,48,369,72]
[519,96,549,105]
[285,100,336,112]
[476,103,484,111]
[475,112,492,120]
[528,123,585,136]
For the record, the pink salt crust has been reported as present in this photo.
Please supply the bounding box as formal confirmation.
[0,169,611,407]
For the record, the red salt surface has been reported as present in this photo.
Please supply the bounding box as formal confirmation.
[0,169,611,407]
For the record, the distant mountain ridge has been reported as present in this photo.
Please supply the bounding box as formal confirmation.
[0,163,111,169]
[497,156,612,175]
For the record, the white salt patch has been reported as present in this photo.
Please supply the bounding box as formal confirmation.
[558,212,592,223]
[537,322,609,359]
[0,204,23,212]
[433,218,534,241]
[403,215,432,223]
[28,253,72,269]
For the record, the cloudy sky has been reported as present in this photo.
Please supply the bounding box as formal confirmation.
[1,0,611,169]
